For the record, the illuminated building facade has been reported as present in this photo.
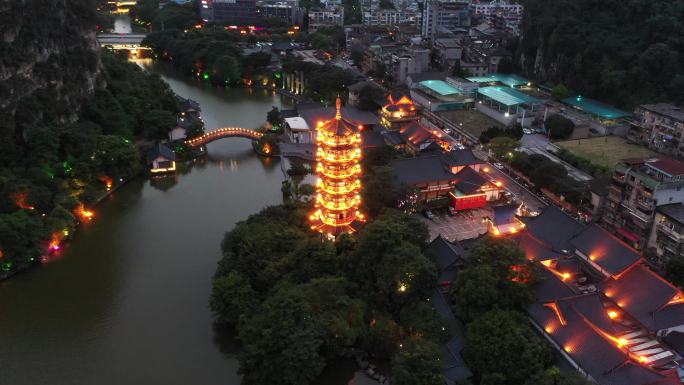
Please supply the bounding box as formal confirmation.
[380,93,420,130]
[310,98,365,237]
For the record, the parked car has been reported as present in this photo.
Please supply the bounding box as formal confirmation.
[423,209,436,220]
[523,128,533,135]
[493,162,504,169]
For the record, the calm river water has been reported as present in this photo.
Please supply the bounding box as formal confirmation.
[0,61,322,384]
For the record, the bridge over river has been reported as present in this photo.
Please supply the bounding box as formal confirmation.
[185,127,264,148]
[97,33,150,57]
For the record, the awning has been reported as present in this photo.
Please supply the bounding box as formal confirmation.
[616,227,640,243]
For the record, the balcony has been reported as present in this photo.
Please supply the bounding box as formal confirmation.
[636,199,655,213]
[658,224,684,242]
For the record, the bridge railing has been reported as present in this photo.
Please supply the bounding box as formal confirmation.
[185,127,264,147]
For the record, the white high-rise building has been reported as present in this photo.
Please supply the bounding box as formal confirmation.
[421,0,471,41]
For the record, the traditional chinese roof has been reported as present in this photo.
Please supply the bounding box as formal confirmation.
[453,166,489,195]
[430,289,472,383]
[439,149,482,167]
[317,98,361,136]
[390,155,453,185]
[570,224,641,277]
[532,262,577,302]
[600,264,684,332]
[517,232,559,262]
[146,142,175,163]
[529,294,669,385]
[399,121,433,148]
[298,104,379,130]
[521,206,585,253]
[429,235,465,272]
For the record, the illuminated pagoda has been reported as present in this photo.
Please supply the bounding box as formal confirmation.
[380,92,419,130]
[310,97,365,237]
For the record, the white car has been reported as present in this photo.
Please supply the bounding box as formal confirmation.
[493,162,504,169]
[523,128,533,135]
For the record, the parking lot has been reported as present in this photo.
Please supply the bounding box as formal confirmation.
[418,207,491,242]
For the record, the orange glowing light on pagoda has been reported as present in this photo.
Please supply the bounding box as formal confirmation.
[607,310,619,319]
[309,97,365,237]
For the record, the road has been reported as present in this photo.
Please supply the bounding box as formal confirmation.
[484,163,548,213]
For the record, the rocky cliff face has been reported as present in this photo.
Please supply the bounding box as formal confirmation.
[0,0,101,124]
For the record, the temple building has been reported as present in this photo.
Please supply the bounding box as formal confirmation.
[309,98,366,237]
[380,92,420,130]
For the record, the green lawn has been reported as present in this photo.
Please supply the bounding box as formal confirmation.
[438,109,502,138]
[556,136,656,169]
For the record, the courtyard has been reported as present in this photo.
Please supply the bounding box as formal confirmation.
[419,207,491,242]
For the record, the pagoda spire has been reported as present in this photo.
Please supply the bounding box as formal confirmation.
[335,96,342,120]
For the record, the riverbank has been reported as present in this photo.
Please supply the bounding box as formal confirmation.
[0,77,294,385]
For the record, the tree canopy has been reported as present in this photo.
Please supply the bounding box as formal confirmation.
[518,0,684,108]
[211,203,445,385]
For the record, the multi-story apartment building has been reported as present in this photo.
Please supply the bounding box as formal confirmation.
[362,10,421,26]
[309,6,344,29]
[256,1,303,25]
[471,0,523,35]
[631,103,684,158]
[391,46,431,84]
[433,38,462,68]
[471,0,522,17]
[602,156,684,250]
[200,0,258,24]
[651,204,684,261]
[421,0,471,41]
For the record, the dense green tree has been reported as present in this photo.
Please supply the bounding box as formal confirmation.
[141,109,177,139]
[92,135,141,179]
[266,106,285,128]
[463,309,553,385]
[238,285,327,385]
[488,136,520,158]
[519,0,684,107]
[186,120,205,139]
[451,237,535,321]
[530,161,567,189]
[361,166,402,217]
[349,211,435,310]
[0,210,47,267]
[545,114,575,140]
[392,338,443,385]
[211,55,242,86]
[210,271,258,326]
[551,84,570,101]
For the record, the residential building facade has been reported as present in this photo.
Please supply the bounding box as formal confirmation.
[200,0,258,24]
[421,0,471,41]
[633,103,684,158]
[603,157,684,250]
